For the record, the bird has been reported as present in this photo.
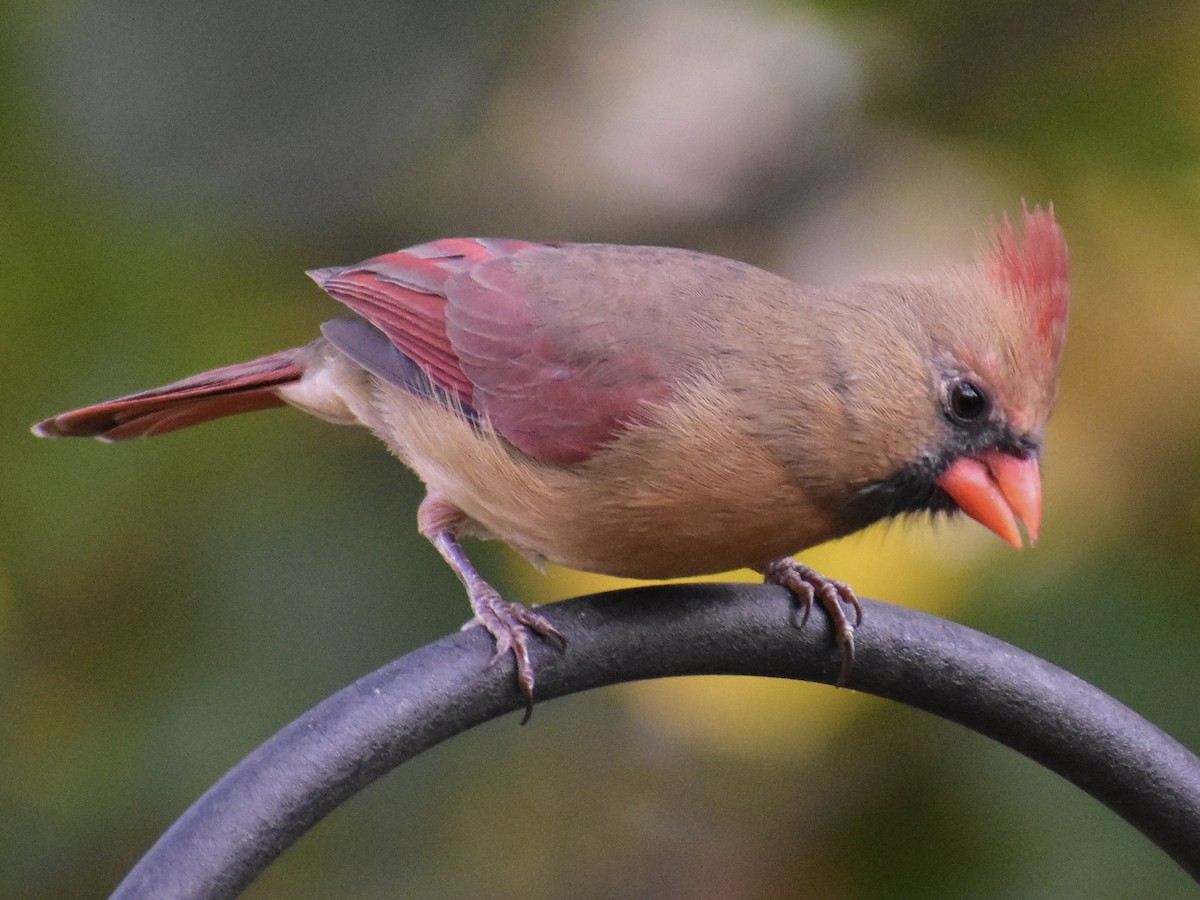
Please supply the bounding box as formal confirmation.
[34,205,1068,718]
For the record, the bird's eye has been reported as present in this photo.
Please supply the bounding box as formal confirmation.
[947,380,989,423]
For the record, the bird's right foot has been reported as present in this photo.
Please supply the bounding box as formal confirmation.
[761,557,861,686]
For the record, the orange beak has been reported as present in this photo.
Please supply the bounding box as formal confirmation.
[934,450,1042,549]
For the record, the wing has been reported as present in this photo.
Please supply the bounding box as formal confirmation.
[309,238,673,463]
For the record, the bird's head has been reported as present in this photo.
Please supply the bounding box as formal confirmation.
[930,205,1068,547]
[837,205,1069,548]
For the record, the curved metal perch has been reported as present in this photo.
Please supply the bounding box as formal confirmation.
[111,584,1200,897]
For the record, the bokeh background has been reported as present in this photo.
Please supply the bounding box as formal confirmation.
[4,1,1200,896]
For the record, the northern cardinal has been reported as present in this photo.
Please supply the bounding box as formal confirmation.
[35,206,1068,715]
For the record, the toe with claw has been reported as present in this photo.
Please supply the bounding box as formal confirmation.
[425,516,567,722]
[760,557,862,686]
[466,585,566,723]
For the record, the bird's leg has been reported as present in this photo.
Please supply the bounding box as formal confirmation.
[759,558,862,687]
[418,495,565,722]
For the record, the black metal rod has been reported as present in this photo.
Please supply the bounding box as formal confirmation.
[110,584,1200,898]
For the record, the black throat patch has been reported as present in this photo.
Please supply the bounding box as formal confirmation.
[836,425,1038,535]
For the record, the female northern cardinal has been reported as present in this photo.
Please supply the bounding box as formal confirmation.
[35,206,1068,714]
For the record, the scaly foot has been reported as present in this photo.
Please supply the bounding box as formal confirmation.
[464,584,566,723]
[760,558,862,686]
[425,516,566,721]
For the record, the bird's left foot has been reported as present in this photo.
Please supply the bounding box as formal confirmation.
[424,516,566,723]
[760,558,862,686]
[464,585,566,723]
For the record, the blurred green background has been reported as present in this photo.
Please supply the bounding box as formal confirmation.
[4,0,1200,896]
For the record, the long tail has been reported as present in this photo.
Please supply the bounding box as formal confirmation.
[33,350,307,441]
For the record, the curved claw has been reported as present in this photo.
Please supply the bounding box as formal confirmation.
[469,590,566,724]
[761,558,861,686]
[427,526,566,723]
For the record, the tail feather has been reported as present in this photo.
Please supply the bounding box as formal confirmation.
[34,350,306,441]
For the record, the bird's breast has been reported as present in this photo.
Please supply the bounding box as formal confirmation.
[372,380,840,580]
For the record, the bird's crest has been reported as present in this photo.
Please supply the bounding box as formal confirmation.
[985,203,1069,365]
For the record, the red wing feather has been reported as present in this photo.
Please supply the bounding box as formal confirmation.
[444,255,672,463]
[308,238,545,410]
[311,238,672,464]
